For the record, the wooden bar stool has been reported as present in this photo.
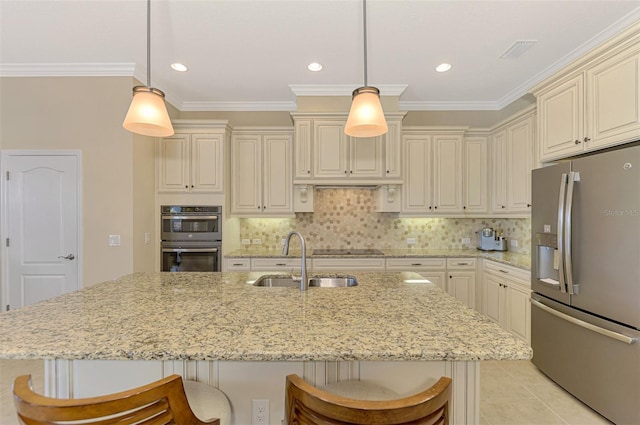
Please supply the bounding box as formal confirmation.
[13,374,231,425]
[285,374,452,425]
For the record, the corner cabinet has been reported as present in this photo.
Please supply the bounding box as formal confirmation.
[490,111,534,215]
[401,129,465,214]
[481,260,531,344]
[230,128,294,216]
[534,23,640,162]
[157,120,230,193]
[290,113,405,185]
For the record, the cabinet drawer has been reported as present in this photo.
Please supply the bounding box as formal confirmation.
[386,257,446,270]
[446,258,476,270]
[483,260,530,285]
[312,258,386,271]
[225,258,251,271]
[251,258,310,271]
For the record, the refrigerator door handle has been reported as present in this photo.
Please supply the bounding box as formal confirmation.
[531,299,637,344]
[557,173,568,293]
[564,171,580,294]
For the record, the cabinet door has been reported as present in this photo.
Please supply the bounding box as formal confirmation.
[421,271,447,292]
[191,134,223,193]
[384,120,402,178]
[433,135,463,213]
[448,271,475,309]
[537,75,585,161]
[349,134,383,178]
[587,47,640,150]
[313,121,348,178]
[482,274,503,325]
[262,134,293,214]
[231,135,262,214]
[491,130,507,212]
[294,119,312,179]
[507,116,533,212]
[402,135,432,213]
[463,137,488,213]
[158,134,190,192]
[506,283,531,343]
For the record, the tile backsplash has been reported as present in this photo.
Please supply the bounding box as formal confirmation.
[239,189,531,254]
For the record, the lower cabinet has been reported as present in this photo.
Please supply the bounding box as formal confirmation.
[482,260,531,344]
[385,258,447,291]
[312,258,385,272]
[446,258,477,310]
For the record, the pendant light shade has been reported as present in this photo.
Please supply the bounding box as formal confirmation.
[123,0,174,137]
[345,0,387,138]
[123,87,174,137]
[344,86,388,137]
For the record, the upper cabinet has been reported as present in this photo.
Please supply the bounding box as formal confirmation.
[534,23,640,162]
[463,136,489,214]
[291,113,405,185]
[401,129,465,214]
[491,112,535,215]
[230,128,294,216]
[157,120,230,193]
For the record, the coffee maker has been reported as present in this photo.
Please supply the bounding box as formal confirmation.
[476,227,508,251]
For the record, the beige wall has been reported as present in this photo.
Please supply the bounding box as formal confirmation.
[0,76,151,286]
[132,134,156,273]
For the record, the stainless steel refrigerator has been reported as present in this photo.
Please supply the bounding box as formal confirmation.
[531,143,640,425]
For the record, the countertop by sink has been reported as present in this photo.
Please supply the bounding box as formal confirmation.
[226,248,531,270]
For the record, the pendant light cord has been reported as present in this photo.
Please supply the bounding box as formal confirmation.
[363,0,368,87]
[146,0,151,87]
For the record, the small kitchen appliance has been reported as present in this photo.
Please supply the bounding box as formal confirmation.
[476,227,507,251]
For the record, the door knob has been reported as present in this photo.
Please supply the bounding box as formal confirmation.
[58,254,75,260]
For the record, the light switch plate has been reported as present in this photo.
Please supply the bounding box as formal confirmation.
[108,234,121,247]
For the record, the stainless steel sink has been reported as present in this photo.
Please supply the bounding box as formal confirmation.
[252,275,358,288]
[308,276,358,287]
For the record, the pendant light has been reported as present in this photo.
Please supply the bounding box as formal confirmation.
[123,0,174,137]
[344,0,387,138]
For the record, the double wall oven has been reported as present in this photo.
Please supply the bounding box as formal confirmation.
[160,205,222,272]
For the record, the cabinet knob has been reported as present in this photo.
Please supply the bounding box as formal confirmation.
[527,203,532,207]
[501,205,506,209]
[386,170,390,174]
[429,206,432,210]
[307,170,311,174]
[350,170,353,174]
[584,137,591,143]
[344,170,347,174]
[575,139,581,145]
[449,275,452,279]
[185,185,188,189]
[191,185,194,188]
[434,206,438,210]
[257,206,261,210]
[463,206,466,209]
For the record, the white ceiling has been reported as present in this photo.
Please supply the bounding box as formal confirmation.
[2,0,639,112]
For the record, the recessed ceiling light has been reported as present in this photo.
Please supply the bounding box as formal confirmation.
[171,63,188,72]
[307,62,323,72]
[435,63,452,73]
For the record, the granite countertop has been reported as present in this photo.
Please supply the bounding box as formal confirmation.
[226,248,531,270]
[0,272,532,362]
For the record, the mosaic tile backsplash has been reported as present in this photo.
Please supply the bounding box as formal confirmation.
[239,189,531,254]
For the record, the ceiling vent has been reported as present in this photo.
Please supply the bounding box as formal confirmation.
[499,40,537,59]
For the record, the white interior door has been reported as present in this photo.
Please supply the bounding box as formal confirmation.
[2,151,81,310]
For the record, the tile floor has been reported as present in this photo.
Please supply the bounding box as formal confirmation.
[0,359,612,425]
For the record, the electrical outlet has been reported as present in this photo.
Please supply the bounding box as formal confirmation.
[406,237,416,245]
[252,239,262,245]
[241,239,251,245]
[252,399,269,425]
[510,239,518,247]
[461,237,471,244]
[108,234,121,247]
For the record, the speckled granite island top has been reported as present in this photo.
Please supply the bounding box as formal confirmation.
[0,272,532,362]
[226,248,531,270]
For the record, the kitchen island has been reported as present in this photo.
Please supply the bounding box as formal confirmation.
[0,272,531,424]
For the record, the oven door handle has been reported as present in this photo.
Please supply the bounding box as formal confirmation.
[163,215,219,220]
[162,248,219,253]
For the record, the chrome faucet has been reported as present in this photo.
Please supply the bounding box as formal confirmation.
[282,231,307,291]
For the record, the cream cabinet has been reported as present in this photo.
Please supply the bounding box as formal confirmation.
[534,25,640,162]
[491,113,534,214]
[290,113,405,184]
[481,260,531,344]
[463,136,489,214]
[312,257,386,272]
[230,129,293,216]
[385,257,447,291]
[446,258,476,309]
[251,258,312,272]
[402,130,464,214]
[157,122,228,193]
[225,258,251,272]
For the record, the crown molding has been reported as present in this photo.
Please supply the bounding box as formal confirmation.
[180,101,297,112]
[0,63,135,77]
[289,84,407,97]
[399,100,502,111]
